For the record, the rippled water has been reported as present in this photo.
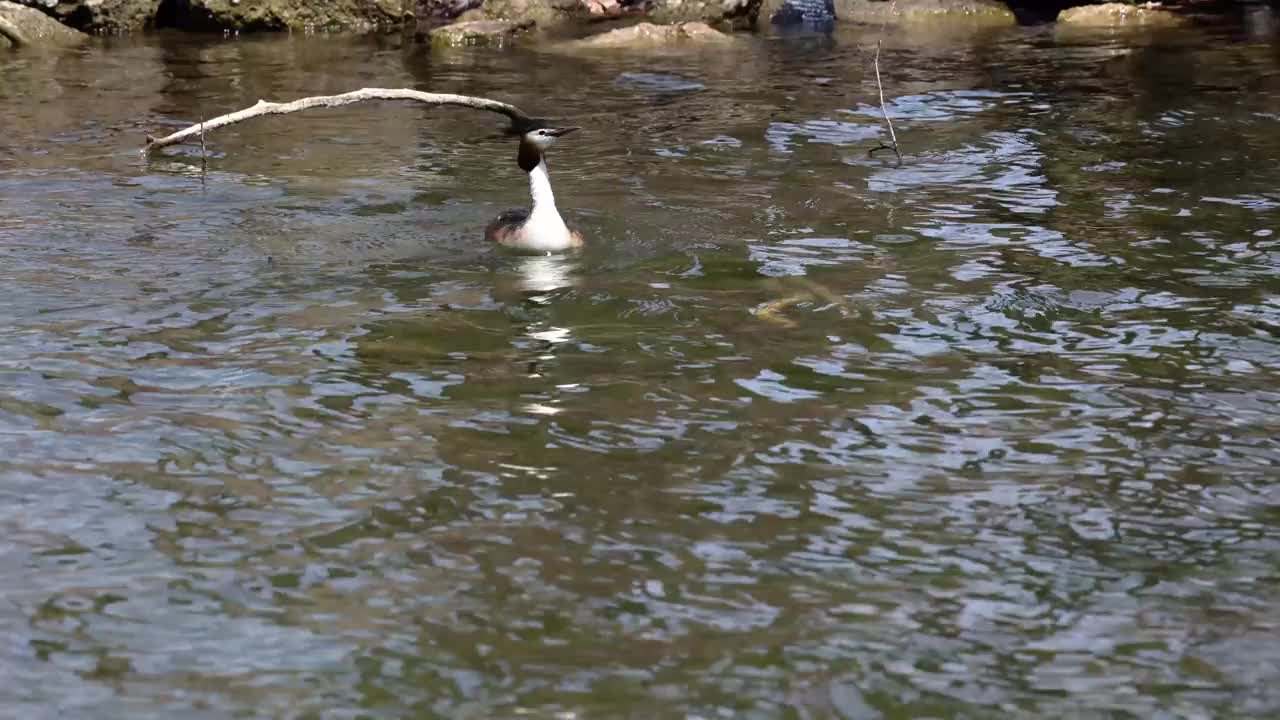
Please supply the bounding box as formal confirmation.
[2,18,1280,718]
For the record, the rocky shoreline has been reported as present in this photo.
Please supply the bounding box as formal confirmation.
[0,0,1249,50]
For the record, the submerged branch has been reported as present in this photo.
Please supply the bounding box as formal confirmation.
[0,14,28,47]
[142,88,536,155]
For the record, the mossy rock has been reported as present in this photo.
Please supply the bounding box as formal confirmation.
[470,0,577,27]
[428,17,534,46]
[1057,2,1184,28]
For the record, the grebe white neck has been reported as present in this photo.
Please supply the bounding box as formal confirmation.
[519,157,572,252]
[529,158,558,214]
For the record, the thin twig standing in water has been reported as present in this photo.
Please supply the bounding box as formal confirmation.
[198,114,207,180]
[863,0,902,167]
[868,39,902,167]
[142,88,536,156]
[0,14,28,47]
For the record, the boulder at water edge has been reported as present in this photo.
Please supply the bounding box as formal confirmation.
[568,20,734,47]
[0,0,85,46]
[13,0,159,32]
[425,0,762,36]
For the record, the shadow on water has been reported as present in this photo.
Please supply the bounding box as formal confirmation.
[1,13,1280,718]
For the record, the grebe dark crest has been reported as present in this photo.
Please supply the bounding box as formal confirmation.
[485,123,584,254]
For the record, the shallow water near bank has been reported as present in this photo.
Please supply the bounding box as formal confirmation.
[2,19,1280,718]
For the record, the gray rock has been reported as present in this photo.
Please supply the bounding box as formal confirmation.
[0,0,85,46]
[13,0,160,32]
[447,0,761,32]
[841,0,1014,25]
[567,20,734,47]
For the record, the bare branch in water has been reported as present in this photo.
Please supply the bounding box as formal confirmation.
[0,14,28,47]
[142,88,536,155]
[868,39,902,167]
[862,0,902,167]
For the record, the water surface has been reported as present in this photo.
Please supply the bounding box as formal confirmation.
[2,19,1280,718]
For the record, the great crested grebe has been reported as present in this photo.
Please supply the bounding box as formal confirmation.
[485,123,584,254]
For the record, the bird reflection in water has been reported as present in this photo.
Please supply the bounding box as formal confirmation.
[513,253,578,297]
[495,254,580,383]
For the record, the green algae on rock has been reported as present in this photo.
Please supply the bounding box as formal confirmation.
[427,17,534,46]
[1057,2,1184,28]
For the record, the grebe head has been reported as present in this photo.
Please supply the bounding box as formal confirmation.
[523,125,580,150]
[517,125,580,172]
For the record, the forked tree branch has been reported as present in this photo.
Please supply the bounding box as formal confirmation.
[142,88,536,155]
[0,14,28,47]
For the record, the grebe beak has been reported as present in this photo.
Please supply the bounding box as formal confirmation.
[547,126,581,137]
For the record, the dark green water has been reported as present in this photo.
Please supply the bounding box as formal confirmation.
[2,15,1279,718]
